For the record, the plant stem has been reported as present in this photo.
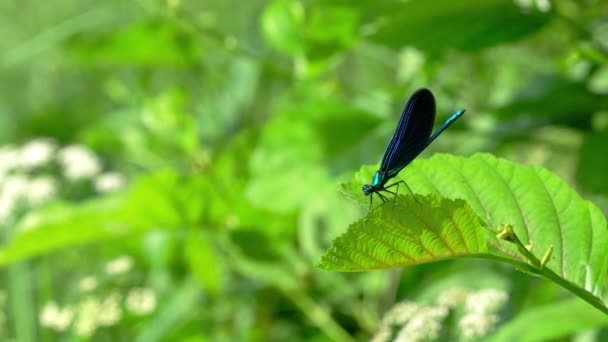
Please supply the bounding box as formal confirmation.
[473,253,608,316]
[281,287,356,342]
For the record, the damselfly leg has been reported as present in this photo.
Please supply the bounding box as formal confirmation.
[383,180,421,206]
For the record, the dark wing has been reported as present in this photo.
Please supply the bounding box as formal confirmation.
[379,88,436,175]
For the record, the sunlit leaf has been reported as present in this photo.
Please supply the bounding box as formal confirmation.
[335,153,608,305]
[185,230,224,295]
[262,0,358,59]
[247,90,380,211]
[261,0,305,55]
[0,196,134,266]
[0,171,210,265]
[68,19,201,67]
[319,195,488,271]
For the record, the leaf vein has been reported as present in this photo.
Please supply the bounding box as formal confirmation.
[531,170,566,278]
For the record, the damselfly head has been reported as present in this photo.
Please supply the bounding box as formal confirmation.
[362,184,373,196]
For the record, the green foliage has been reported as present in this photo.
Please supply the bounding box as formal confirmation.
[69,19,202,67]
[2,0,608,340]
[358,0,550,54]
[498,78,608,121]
[578,132,608,194]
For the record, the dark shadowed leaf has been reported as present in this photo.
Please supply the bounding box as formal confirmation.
[577,131,608,194]
[357,0,549,54]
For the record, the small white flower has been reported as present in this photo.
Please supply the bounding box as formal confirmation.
[2,174,29,200]
[94,172,126,193]
[370,325,392,342]
[78,276,98,292]
[460,311,499,339]
[105,255,134,275]
[58,145,101,180]
[40,301,60,327]
[536,0,551,12]
[0,175,29,222]
[126,288,156,315]
[514,0,533,8]
[437,287,469,308]
[97,293,122,326]
[25,176,56,205]
[395,305,448,342]
[74,298,100,337]
[464,289,508,314]
[18,138,56,170]
[382,301,421,326]
[40,301,74,331]
[459,289,508,339]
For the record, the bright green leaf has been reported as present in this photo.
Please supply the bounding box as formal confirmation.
[0,196,135,266]
[185,230,223,295]
[333,153,608,312]
[68,19,201,67]
[261,0,305,55]
[319,195,488,271]
[0,171,211,266]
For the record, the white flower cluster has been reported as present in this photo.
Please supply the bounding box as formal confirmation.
[105,255,134,275]
[459,289,508,339]
[372,301,448,342]
[39,287,157,337]
[514,0,551,12]
[394,305,448,342]
[126,288,157,315]
[371,287,508,342]
[0,138,127,226]
[0,140,59,224]
[40,301,74,332]
[57,145,101,181]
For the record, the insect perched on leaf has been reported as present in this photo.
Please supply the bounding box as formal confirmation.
[363,88,465,209]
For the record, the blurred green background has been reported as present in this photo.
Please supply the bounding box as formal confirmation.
[1,0,608,341]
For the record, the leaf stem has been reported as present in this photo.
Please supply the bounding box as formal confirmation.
[492,224,608,315]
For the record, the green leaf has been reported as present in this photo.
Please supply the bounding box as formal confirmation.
[331,153,608,312]
[68,19,201,67]
[0,171,210,266]
[319,195,489,271]
[0,196,135,266]
[246,90,379,211]
[261,0,305,55]
[357,0,549,54]
[185,231,224,295]
[261,0,358,60]
[577,132,608,194]
[486,298,608,342]
[498,78,608,120]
